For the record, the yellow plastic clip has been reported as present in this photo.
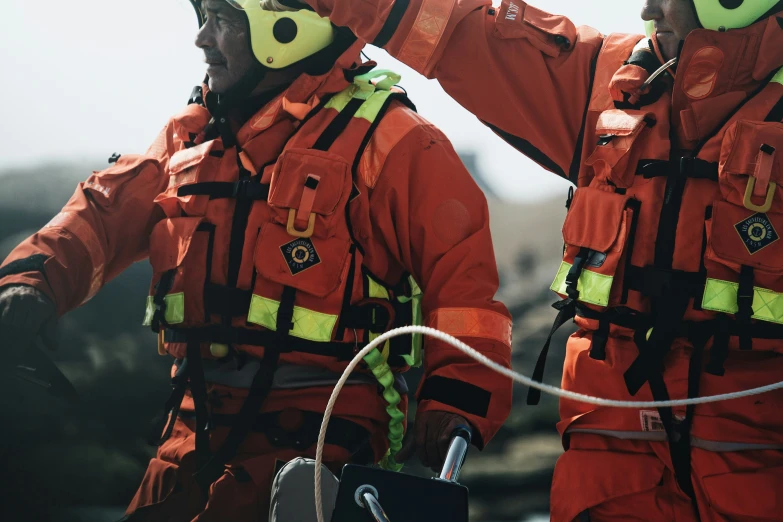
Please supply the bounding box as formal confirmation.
[743,178,777,213]
[286,208,316,238]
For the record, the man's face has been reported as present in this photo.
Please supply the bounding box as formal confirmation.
[642,0,701,61]
[195,0,259,93]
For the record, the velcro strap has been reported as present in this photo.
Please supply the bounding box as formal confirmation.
[177,180,269,201]
[636,159,718,181]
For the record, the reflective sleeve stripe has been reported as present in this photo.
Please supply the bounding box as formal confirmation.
[357,107,431,189]
[396,0,457,74]
[143,293,185,326]
[45,211,106,302]
[566,428,783,452]
[702,278,783,325]
[425,307,513,349]
[247,295,338,342]
[363,347,406,472]
[550,260,614,307]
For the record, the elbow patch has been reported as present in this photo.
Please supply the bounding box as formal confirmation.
[419,375,491,417]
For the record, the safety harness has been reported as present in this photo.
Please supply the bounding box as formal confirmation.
[146,69,424,495]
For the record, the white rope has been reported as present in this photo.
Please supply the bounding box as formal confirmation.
[314,325,783,522]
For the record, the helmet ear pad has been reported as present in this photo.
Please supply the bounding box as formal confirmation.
[246,9,336,69]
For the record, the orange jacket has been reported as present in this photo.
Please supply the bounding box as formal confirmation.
[296,0,783,512]
[0,39,512,450]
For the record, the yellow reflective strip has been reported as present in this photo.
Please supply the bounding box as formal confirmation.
[367,276,392,359]
[247,295,338,342]
[355,90,394,123]
[550,261,613,307]
[702,278,783,325]
[324,86,357,113]
[772,67,783,86]
[142,293,185,326]
[364,348,405,472]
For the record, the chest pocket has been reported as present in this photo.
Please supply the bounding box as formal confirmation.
[156,140,223,218]
[551,186,640,311]
[585,110,655,188]
[702,120,783,345]
[248,149,354,341]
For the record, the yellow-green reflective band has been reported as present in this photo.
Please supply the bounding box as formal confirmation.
[550,261,613,307]
[324,87,355,113]
[702,278,783,325]
[355,90,394,123]
[772,67,783,87]
[367,276,392,358]
[247,295,338,342]
[396,276,424,368]
[364,347,405,472]
[142,293,185,326]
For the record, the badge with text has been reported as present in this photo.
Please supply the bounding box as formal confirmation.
[735,212,779,255]
[281,237,321,275]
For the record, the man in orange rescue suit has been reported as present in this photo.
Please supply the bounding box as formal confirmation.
[0,0,513,519]
[287,0,783,520]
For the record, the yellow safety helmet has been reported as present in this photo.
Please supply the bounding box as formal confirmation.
[191,0,335,70]
[692,0,782,31]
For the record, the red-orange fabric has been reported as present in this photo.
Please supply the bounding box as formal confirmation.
[294,0,783,518]
[0,28,512,518]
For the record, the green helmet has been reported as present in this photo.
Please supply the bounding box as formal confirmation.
[692,0,782,31]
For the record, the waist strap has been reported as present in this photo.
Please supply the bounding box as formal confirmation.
[174,358,408,393]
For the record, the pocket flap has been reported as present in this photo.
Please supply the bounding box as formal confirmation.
[268,149,350,216]
[149,217,204,272]
[167,141,220,190]
[595,109,653,137]
[563,187,630,253]
[708,201,783,273]
[721,120,783,183]
[703,466,783,519]
[254,223,351,298]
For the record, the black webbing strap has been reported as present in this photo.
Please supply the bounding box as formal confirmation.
[192,287,295,494]
[624,265,704,299]
[705,316,730,377]
[187,341,211,482]
[737,266,755,351]
[624,291,691,396]
[589,318,609,361]
[342,299,395,333]
[177,180,270,201]
[146,358,190,447]
[636,158,718,181]
[371,0,410,47]
[311,97,365,152]
[527,298,577,405]
[150,270,177,333]
[204,283,253,318]
[566,247,591,300]
[334,246,358,341]
[178,410,371,456]
[163,325,359,360]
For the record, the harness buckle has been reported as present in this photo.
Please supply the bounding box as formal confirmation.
[286,208,316,238]
[743,178,776,213]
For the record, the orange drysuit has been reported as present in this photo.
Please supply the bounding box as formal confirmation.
[0,36,512,520]
[295,0,783,520]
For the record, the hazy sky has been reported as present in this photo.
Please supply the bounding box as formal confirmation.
[1,0,644,202]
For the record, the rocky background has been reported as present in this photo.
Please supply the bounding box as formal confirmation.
[0,160,575,522]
